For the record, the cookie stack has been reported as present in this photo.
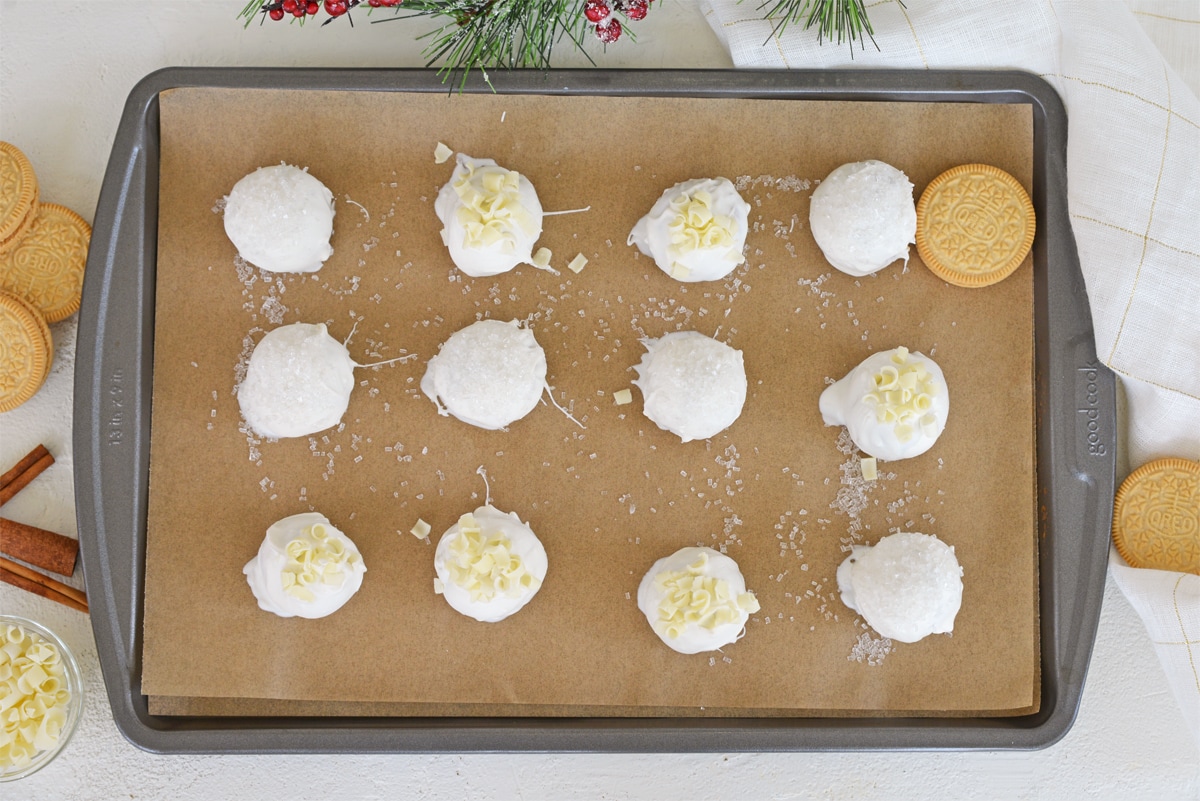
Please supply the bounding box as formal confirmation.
[0,141,91,412]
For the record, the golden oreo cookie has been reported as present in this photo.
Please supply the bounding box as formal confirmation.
[916,164,1035,288]
[1113,457,1200,575]
[0,142,39,249]
[0,203,91,323]
[0,290,54,413]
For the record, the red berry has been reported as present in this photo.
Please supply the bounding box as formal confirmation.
[268,6,285,20]
[282,0,297,11]
[585,1,609,23]
[324,0,348,15]
[368,0,381,6]
[595,18,622,43]
[625,0,648,20]
[306,1,319,13]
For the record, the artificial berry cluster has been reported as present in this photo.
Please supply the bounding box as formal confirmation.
[584,0,652,44]
[261,0,400,22]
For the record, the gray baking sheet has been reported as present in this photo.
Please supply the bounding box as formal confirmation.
[75,68,1114,752]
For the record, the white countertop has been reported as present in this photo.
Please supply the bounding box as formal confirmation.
[1,2,1196,797]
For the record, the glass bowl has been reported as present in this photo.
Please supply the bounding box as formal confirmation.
[0,615,84,782]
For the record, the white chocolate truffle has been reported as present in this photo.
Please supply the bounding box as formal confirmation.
[420,319,547,430]
[809,160,916,277]
[632,331,747,443]
[628,177,750,282]
[637,546,759,654]
[819,346,949,461]
[836,531,963,643]
[435,153,543,278]
[223,163,335,273]
[238,322,356,439]
[243,512,366,619]
[433,505,547,623]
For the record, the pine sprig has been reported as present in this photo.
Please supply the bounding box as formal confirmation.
[382,1,593,88]
[753,0,884,50]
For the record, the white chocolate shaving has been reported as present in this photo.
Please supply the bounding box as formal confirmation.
[280,521,362,602]
[434,142,454,164]
[532,247,553,270]
[410,519,431,539]
[443,512,541,603]
[567,253,588,274]
[0,624,71,771]
[861,457,878,481]
[652,551,760,642]
[666,189,738,275]
[862,347,942,440]
[613,388,633,406]
[452,161,537,253]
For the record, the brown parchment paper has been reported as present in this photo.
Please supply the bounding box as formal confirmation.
[142,88,1037,716]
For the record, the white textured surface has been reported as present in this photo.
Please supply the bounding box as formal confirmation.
[0,2,1196,798]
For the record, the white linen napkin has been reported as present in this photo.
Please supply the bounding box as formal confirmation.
[700,0,1200,742]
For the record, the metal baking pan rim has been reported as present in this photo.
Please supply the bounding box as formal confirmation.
[74,66,1115,753]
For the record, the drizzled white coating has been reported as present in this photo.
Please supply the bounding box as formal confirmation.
[223,163,335,273]
[628,177,750,282]
[243,512,366,619]
[637,546,759,654]
[632,331,747,443]
[434,153,543,277]
[809,160,916,277]
[237,323,356,439]
[836,531,963,643]
[819,346,949,461]
[433,505,548,623]
[420,319,548,430]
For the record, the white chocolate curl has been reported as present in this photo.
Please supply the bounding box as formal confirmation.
[243,512,366,619]
[435,154,543,277]
[819,346,949,461]
[638,547,759,654]
[433,505,547,622]
[0,624,72,771]
[628,178,750,282]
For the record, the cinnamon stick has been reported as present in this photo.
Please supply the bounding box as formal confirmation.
[0,562,88,614]
[0,445,55,506]
[0,517,78,576]
[0,556,88,608]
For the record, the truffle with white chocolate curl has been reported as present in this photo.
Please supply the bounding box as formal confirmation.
[420,319,548,430]
[632,331,747,442]
[434,153,544,278]
[819,346,949,461]
[222,163,335,274]
[243,512,366,619]
[628,177,750,282]
[809,160,916,277]
[637,546,760,654]
[433,505,548,622]
[836,531,963,643]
